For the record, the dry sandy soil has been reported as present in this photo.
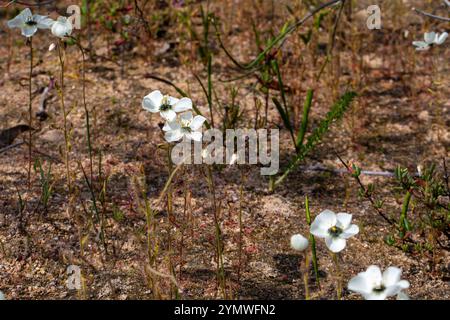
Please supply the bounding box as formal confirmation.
[0,0,449,299]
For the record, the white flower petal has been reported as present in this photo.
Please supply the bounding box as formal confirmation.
[161,109,177,121]
[168,96,179,105]
[312,210,337,229]
[162,123,171,131]
[163,121,180,132]
[143,100,159,113]
[397,280,410,290]
[180,111,193,122]
[341,224,359,239]
[7,8,31,29]
[383,284,402,298]
[424,32,436,44]
[325,236,346,253]
[365,265,383,285]
[34,15,54,29]
[290,234,309,251]
[165,129,183,142]
[173,97,192,112]
[185,131,202,142]
[348,274,372,295]
[336,212,352,229]
[436,32,448,45]
[22,25,37,37]
[412,41,423,46]
[142,90,163,112]
[412,41,429,50]
[190,115,206,131]
[309,224,329,238]
[382,267,402,287]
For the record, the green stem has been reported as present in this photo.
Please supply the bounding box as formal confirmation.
[28,37,33,189]
[305,196,320,287]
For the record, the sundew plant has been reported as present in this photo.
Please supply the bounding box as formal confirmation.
[0,0,448,302]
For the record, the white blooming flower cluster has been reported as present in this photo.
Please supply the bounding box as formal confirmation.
[290,209,410,300]
[142,90,206,143]
[7,8,73,39]
[413,32,448,51]
[291,209,359,253]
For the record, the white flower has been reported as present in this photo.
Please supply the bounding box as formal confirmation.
[163,111,206,142]
[49,43,56,51]
[434,32,448,45]
[290,234,309,251]
[51,16,73,38]
[142,90,192,121]
[7,8,54,37]
[310,209,359,253]
[413,32,448,51]
[348,265,410,300]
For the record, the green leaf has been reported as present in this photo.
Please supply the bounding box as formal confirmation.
[272,91,357,190]
[273,97,294,139]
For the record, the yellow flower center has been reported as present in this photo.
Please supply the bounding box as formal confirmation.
[160,96,171,111]
[328,226,343,237]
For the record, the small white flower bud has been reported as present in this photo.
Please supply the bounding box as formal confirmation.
[290,234,309,251]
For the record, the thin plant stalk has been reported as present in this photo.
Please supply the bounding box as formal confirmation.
[179,188,189,281]
[79,162,108,254]
[137,168,159,298]
[74,38,94,182]
[206,165,226,298]
[331,252,342,300]
[237,170,245,288]
[305,196,320,287]
[303,251,310,300]
[207,55,215,128]
[27,37,33,189]
[57,41,71,191]
[166,143,177,298]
